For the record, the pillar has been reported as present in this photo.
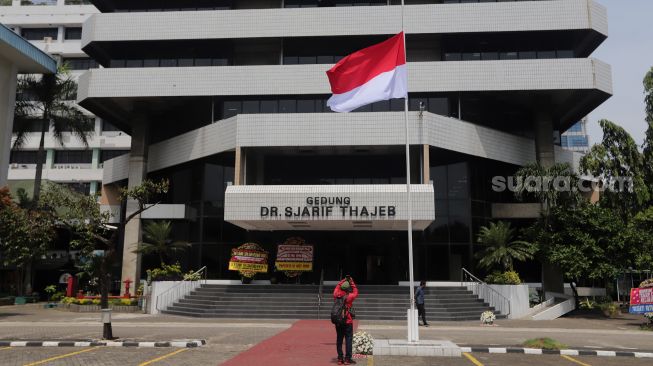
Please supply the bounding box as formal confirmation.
[0,58,18,188]
[234,146,246,185]
[422,145,430,184]
[45,149,55,169]
[533,100,564,294]
[120,117,149,293]
[91,148,100,169]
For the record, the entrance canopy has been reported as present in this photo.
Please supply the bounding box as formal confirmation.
[225,184,435,231]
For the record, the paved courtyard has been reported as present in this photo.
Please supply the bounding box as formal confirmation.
[0,304,651,365]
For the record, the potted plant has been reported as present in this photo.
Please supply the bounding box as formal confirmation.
[480,310,496,326]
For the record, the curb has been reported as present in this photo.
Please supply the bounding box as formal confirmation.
[460,347,653,358]
[0,340,206,348]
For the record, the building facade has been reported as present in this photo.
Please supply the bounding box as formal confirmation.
[0,0,130,197]
[560,118,591,153]
[78,0,612,286]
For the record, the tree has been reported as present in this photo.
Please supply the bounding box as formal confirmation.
[40,179,168,339]
[534,202,628,304]
[0,187,55,295]
[133,220,189,266]
[476,221,537,272]
[514,162,581,218]
[624,206,653,271]
[12,66,94,205]
[642,67,653,198]
[581,120,649,219]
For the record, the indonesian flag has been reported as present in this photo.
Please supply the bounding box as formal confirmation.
[326,32,408,113]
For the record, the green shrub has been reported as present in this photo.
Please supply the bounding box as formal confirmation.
[91,299,101,306]
[146,263,183,283]
[50,292,65,302]
[579,297,597,310]
[60,297,76,305]
[599,302,620,318]
[522,338,567,350]
[484,271,522,285]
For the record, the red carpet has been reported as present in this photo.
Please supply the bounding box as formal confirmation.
[221,320,358,366]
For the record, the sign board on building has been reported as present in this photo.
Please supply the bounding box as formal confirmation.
[275,244,314,272]
[228,243,268,274]
[629,287,653,314]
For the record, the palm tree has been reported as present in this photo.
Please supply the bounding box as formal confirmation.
[476,221,537,272]
[12,65,93,205]
[133,221,190,266]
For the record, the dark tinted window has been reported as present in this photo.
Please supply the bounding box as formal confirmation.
[21,28,58,41]
[64,27,82,40]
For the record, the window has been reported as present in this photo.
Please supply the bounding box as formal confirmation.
[54,150,93,164]
[64,27,82,40]
[279,100,296,113]
[101,120,121,132]
[100,150,129,163]
[222,101,241,118]
[21,28,58,41]
[10,151,45,164]
[63,58,99,70]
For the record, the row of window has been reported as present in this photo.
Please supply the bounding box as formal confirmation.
[105,49,575,69]
[221,96,451,118]
[20,27,82,41]
[12,119,121,133]
[561,135,589,148]
[107,0,546,12]
[444,49,573,61]
[63,57,99,70]
[0,0,90,5]
[9,150,129,165]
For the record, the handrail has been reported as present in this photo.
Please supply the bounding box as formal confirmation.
[155,266,207,312]
[460,268,511,317]
[317,268,325,319]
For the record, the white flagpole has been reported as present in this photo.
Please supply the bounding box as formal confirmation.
[401,0,418,343]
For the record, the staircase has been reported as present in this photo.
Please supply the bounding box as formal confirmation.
[161,284,502,321]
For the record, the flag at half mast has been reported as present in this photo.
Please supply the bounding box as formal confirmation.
[326,32,407,113]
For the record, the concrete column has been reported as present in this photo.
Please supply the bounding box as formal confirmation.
[533,105,555,168]
[89,181,98,196]
[120,117,149,293]
[91,148,100,169]
[0,58,18,188]
[57,26,64,44]
[234,147,246,185]
[422,145,430,184]
[45,149,55,169]
[533,100,564,294]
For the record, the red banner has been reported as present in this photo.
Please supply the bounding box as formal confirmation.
[630,287,653,305]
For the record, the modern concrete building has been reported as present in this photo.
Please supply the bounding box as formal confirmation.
[0,0,130,197]
[77,0,612,290]
[0,23,56,187]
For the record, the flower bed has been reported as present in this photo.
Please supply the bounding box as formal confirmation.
[57,303,140,313]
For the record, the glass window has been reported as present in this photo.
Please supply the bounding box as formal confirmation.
[64,27,82,40]
[9,151,45,164]
[283,56,298,65]
[537,50,556,59]
[223,101,241,118]
[260,100,278,113]
[143,59,160,67]
[125,59,143,68]
[297,99,315,113]
[279,99,296,113]
[101,120,121,132]
[500,52,518,60]
[317,56,335,64]
[63,58,98,70]
[242,101,260,114]
[160,59,178,67]
[110,60,125,68]
[21,28,58,41]
[54,150,93,164]
[519,51,536,59]
[194,58,211,66]
[556,50,574,59]
[178,58,194,67]
[462,52,481,61]
[212,58,228,66]
[444,53,461,61]
[481,52,499,60]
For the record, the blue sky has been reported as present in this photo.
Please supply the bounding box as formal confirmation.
[586,0,653,146]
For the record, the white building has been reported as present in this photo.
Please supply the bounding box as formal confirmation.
[77,0,611,296]
[0,0,130,196]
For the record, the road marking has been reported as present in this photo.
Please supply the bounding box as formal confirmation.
[561,355,592,366]
[138,348,189,366]
[463,352,484,366]
[23,347,96,366]
[0,347,11,351]
[367,355,374,366]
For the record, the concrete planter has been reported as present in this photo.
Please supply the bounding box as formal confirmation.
[58,303,140,313]
[487,284,530,319]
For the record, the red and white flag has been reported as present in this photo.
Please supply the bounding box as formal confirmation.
[326,32,407,113]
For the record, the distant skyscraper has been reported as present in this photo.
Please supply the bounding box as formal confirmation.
[561,118,591,153]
